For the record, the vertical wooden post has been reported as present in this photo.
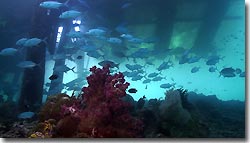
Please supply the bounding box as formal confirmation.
[18,0,59,111]
[154,0,178,58]
[192,0,230,55]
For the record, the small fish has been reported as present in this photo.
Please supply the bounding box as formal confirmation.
[107,37,122,44]
[142,79,151,84]
[17,111,35,119]
[59,10,81,19]
[23,38,43,47]
[0,48,18,56]
[148,72,159,78]
[85,28,106,36]
[49,74,58,80]
[219,67,236,77]
[239,71,245,77]
[76,55,83,59]
[235,68,242,74]
[54,65,75,73]
[125,64,144,71]
[191,67,200,73]
[188,56,201,64]
[39,0,69,9]
[160,83,175,89]
[157,60,173,71]
[128,88,137,93]
[120,34,133,39]
[17,61,39,68]
[152,76,165,81]
[209,66,217,73]
[16,38,28,46]
[206,56,224,66]
[131,75,144,81]
[98,60,119,68]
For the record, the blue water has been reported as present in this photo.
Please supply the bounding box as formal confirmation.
[43,14,245,101]
[0,0,245,103]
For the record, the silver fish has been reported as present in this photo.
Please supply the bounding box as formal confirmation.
[0,48,18,56]
[59,10,81,19]
[40,1,68,9]
[17,61,39,68]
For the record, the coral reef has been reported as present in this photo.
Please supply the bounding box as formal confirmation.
[7,66,243,138]
[0,83,245,138]
[36,65,143,138]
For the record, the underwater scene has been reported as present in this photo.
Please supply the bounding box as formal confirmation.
[0,0,246,138]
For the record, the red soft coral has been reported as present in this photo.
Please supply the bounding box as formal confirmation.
[77,65,143,137]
